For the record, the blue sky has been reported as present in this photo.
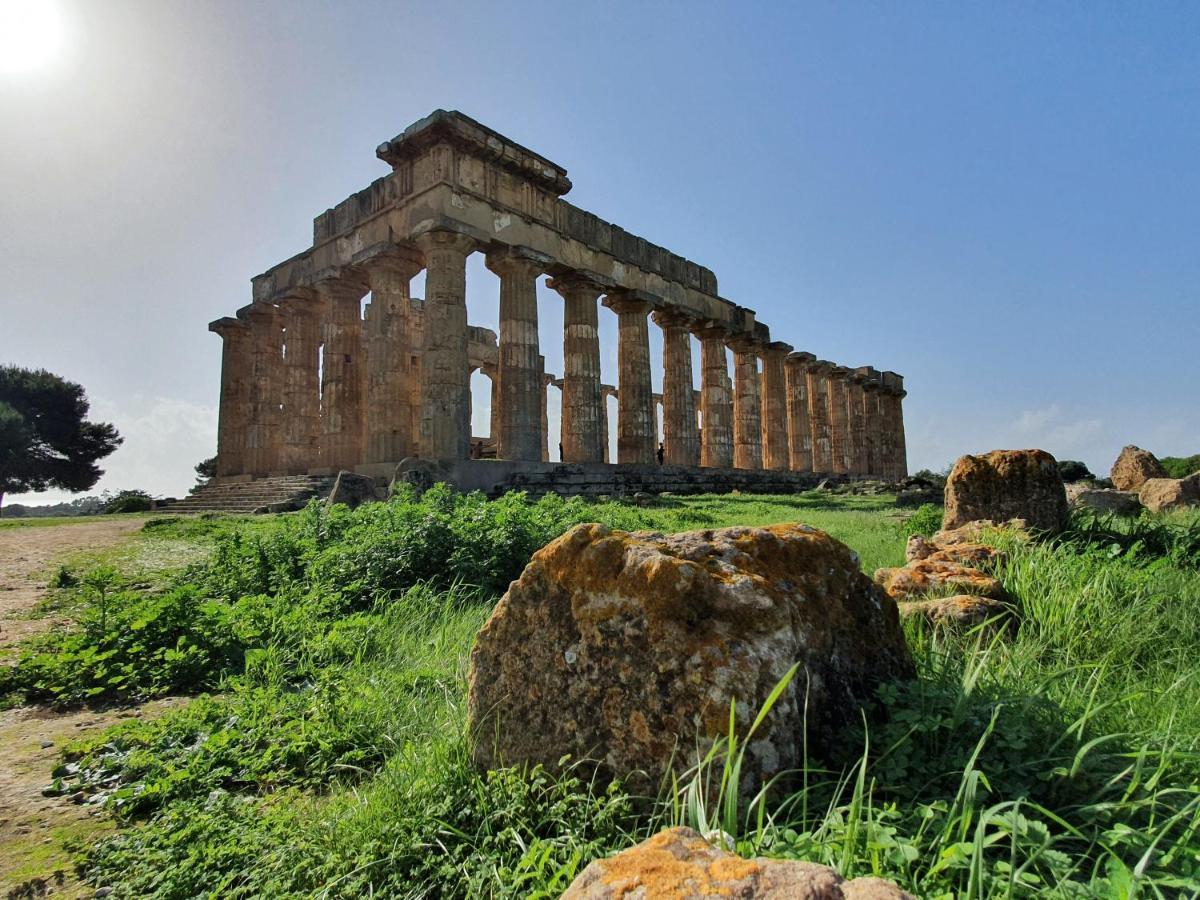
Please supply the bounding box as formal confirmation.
[2,1,1197,501]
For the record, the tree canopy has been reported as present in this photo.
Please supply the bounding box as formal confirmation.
[0,366,122,512]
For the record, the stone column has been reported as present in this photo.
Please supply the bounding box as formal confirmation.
[241,302,285,475]
[653,308,700,466]
[487,248,548,461]
[882,372,908,481]
[696,324,733,468]
[362,246,424,464]
[209,317,252,477]
[856,368,882,478]
[728,336,763,470]
[827,366,853,475]
[605,292,656,464]
[549,274,605,463]
[600,385,617,464]
[845,371,868,476]
[278,290,325,475]
[480,363,500,446]
[316,271,370,471]
[784,351,814,472]
[807,360,834,472]
[540,363,553,462]
[414,230,475,461]
[760,341,792,471]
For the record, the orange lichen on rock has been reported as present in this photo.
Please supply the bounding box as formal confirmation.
[561,827,914,899]
[942,449,1069,533]
[875,558,1007,602]
[897,594,1011,631]
[468,523,914,794]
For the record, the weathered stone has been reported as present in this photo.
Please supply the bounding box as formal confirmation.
[875,558,1007,602]
[562,827,913,899]
[1138,474,1200,514]
[898,595,1011,631]
[1069,488,1142,516]
[326,470,383,508]
[942,449,1069,533]
[905,534,1002,567]
[1110,445,1167,492]
[468,523,913,792]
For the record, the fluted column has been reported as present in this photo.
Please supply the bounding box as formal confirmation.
[696,324,733,468]
[210,317,252,476]
[600,385,617,464]
[278,290,324,474]
[606,292,656,464]
[653,308,700,466]
[807,360,834,472]
[760,341,792,471]
[317,272,370,471]
[856,368,882,478]
[784,351,814,472]
[240,302,285,475]
[480,363,500,445]
[549,274,605,463]
[414,230,475,461]
[362,246,424,464]
[881,372,908,480]
[828,366,853,475]
[845,371,867,476]
[728,336,763,470]
[487,248,547,461]
[540,363,552,462]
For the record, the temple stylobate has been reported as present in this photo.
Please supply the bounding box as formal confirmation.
[208,110,907,495]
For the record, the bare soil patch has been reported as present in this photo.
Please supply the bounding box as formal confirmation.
[0,519,144,654]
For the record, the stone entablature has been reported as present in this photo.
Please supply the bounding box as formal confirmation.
[210,110,908,485]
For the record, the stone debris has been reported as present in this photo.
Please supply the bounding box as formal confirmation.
[1110,445,1167,492]
[561,827,914,899]
[897,595,1011,632]
[942,449,1069,533]
[1068,487,1142,516]
[875,558,1007,602]
[1138,474,1200,514]
[468,522,913,793]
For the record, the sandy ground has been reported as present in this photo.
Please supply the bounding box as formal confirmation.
[0,520,144,654]
[0,518,171,897]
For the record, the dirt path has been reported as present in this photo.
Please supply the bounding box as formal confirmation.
[0,519,144,653]
[0,518,156,897]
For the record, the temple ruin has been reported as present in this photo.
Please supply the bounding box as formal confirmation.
[206,110,907,498]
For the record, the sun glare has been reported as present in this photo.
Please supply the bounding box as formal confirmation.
[0,0,66,76]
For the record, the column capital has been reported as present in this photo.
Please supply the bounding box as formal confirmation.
[276,287,325,318]
[693,319,730,341]
[763,340,793,358]
[209,316,249,338]
[413,228,478,258]
[485,245,553,278]
[603,289,658,316]
[725,333,763,355]
[829,364,854,381]
[313,266,370,301]
[651,306,697,330]
[601,384,618,399]
[353,242,425,280]
[861,375,882,392]
[808,358,835,376]
[849,370,868,386]
[786,350,817,369]
[545,269,613,298]
[238,301,282,325]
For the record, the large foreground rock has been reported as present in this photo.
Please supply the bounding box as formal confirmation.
[562,827,913,899]
[468,523,913,792]
[1139,474,1200,513]
[1110,445,1167,492]
[942,449,1068,533]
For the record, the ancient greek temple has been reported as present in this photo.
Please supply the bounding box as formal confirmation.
[208,110,907,497]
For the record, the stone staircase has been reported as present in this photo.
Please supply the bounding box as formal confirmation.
[491,465,826,500]
[163,475,335,514]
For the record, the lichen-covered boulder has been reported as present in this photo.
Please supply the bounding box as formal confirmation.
[897,595,1011,631]
[942,450,1068,533]
[1138,474,1200,513]
[468,523,913,792]
[904,534,1003,567]
[562,827,914,899]
[1069,487,1141,516]
[874,558,1007,602]
[1110,445,1167,492]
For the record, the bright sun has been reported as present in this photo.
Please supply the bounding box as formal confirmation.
[0,0,66,76]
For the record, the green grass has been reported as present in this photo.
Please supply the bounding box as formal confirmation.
[9,490,1200,897]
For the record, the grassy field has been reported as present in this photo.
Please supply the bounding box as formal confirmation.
[3,489,1199,898]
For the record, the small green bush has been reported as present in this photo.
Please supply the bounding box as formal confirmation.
[103,490,155,514]
[1055,459,1094,482]
[902,502,943,537]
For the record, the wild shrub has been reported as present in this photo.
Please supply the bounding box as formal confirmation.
[902,502,943,537]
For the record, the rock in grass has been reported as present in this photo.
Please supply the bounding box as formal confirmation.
[874,559,1008,602]
[562,827,914,899]
[1138,474,1200,514]
[1110,445,1167,492]
[942,449,1069,533]
[1069,487,1142,516]
[905,534,1003,567]
[897,595,1011,631]
[468,523,913,793]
